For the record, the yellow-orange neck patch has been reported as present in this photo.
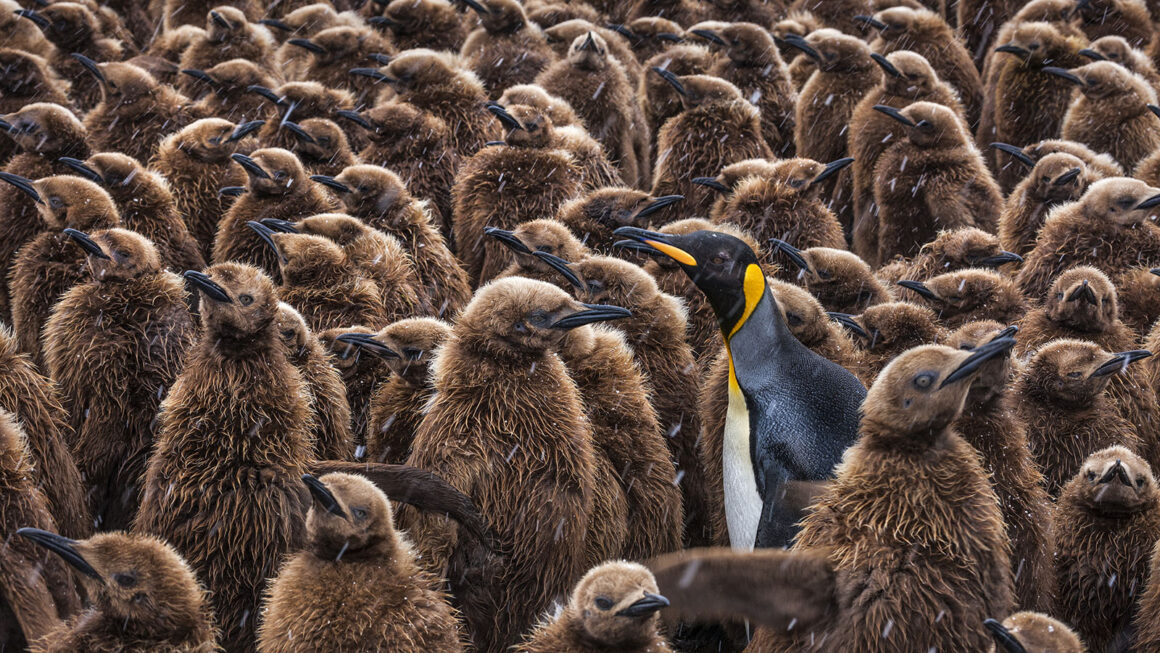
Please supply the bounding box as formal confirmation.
[727,263,765,340]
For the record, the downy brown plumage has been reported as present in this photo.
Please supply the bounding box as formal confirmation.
[176,7,277,97]
[894,268,1027,330]
[999,152,1095,257]
[769,241,892,314]
[459,0,557,98]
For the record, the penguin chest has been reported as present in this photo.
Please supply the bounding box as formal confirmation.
[724,382,762,552]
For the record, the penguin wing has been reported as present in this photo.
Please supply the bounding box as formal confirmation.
[648,547,836,631]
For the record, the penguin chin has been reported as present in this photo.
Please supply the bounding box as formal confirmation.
[1084,486,1150,514]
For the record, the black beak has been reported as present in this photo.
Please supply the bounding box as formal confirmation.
[258,18,293,32]
[651,66,686,96]
[16,528,102,580]
[369,53,393,66]
[459,0,488,13]
[260,218,299,233]
[690,29,726,45]
[281,121,314,144]
[0,119,10,132]
[183,270,232,303]
[615,592,670,617]
[287,38,326,54]
[1097,460,1134,486]
[218,186,246,198]
[247,85,284,105]
[613,226,698,267]
[990,142,1035,167]
[247,221,286,263]
[349,67,393,84]
[813,157,854,184]
[1077,48,1106,61]
[310,175,350,193]
[231,153,270,179]
[983,619,1029,653]
[769,238,809,270]
[0,172,41,204]
[991,325,1019,342]
[1090,350,1152,378]
[613,239,663,256]
[897,279,940,302]
[367,15,397,27]
[1135,193,1160,209]
[335,109,373,130]
[993,44,1030,58]
[484,227,532,254]
[692,177,729,193]
[656,32,683,42]
[870,52,902,77]
[302,474,349,519]
[57,157,103,184]
[180,68,218,85]
[635,194,683,218]
[940,337,1017,388]
[228,120,264,142]
[827,312,870,340]
[70,53,106,84]
[1065,279,1098,304]
[852,14,887,29]
[781,34,821,61]
[486,104,524,131]
[533,251,585,290]
[1041,66,1084,85]
[333,332,399,359]
[64,228,110,259]
[15,9,49,28]
[1151,267,1160,277]
[210,10,235,29]
[550,302,633,329]
[1053,167,1082,186]
[577,31,600,51]
[1149,105,1160,120]
[976,251,1023,267]
[872,104,915,127]
[606,24,639,41]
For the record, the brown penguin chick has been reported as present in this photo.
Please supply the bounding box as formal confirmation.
[323,164,470,316]
[986,612,1085,653]
[0,326,87,540]
[273,302,351,461]
[1075,0,1154,48]
[18,3,122,112]
[359,318,451,464]
[287,25,394,105]
[64,154,205,274]
[514,561,673,653]
[78,60,204,165]
[982,22,1090,192]
[698,158,779,221]
[0,0,56,60]
[452,104,582,285]
[947,321,1056,614]
[1015,177,1160,298]
[556,188,682,255]
[1011,340,1146,497]
[624,0,708,30]
[150,118,255,261]
[4,175,120,364]
[617,17,685,63]
[536,31,649,189]
[1053,61,1160,171]
[999,152,1093,257]
[526,1,603,30]
[43,228,195,533]
[1015,266,1136,356]
[282,118,358,178]
[134,262,314,653]
[1135,538,1160,651]
[861,7,983,128]
[768,278,864,371]
[895,269,1027,330]
[871,102,1003,264]
[317,326,389,449]
[400,278,606,653]
[265,4,352,78]
[144,25,204,74]
[715,157,847,262]
[251,81,358,153]
[176,7,277,98]
[650,72,772,217]
[956,0,1023,68]
[638,45,716,163]
[1084,34,1160,93]
[21,529,217,653]
[1018,137,1127,181]
[493,218,592,288]
[1115,266,1160,335]
[848,51,965,262]
[838,301,944,384]
[459,0,557,98]
[792,0,872,35]
[772,12,821,87]
[1053,446,1160,652]
[770,241,893,314]
[541,21,643,89]
[374,0,469,51]
[878,227,1022,285]
[212,148,338,281]
[335,101,459,233]
[497,83,582,127]
[0,50,70,165]
[185,59,274,123]
[258,473,464,653]
[161,0,259,31]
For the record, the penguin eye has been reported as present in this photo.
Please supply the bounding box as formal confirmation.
[816,269,832,280]
[239,294,254,306]
[587,280,605,293]
[536,245,553,253]
[113,573,137,588]
[49,196,64,209]
[1137,477,1146,488]
[959,343,974,351]
[912,372,936,390]
[402,347,422,360]
[528,310,550,327]
[1067,371,1083,379]
[1027,42,1040,51]
[273,171,288,181]
[1116,197,1135,210]
[281,329,296,339]
[785,312,803,327]
[352,507,368,520]
[1086,470,1097,481]
[594,597,614,611]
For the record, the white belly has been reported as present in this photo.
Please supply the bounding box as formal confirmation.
[724,384,762,551]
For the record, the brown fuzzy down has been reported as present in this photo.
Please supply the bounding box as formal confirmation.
[1087,34,1160,94]
[528,4,603,31]
[150,118,252,261]
[163,0,257,31]
[318,326,390,450]
[957,0,1024,67]
[399,278,597,653]
[1021,138,1127,181]
[284,118,358,179]
[702,158,780,221]
[541,21,643,90]
[31,531,219,653]
[770,279,867,374]
[495,218,593,290]
[946,321,1056,614]
[999,153,1096,257]
[212,148,339,282]
[638,45,715,165]
[896,268,1027,330]
[134,263,314,653]
[788,246,893,315]
[1114,266,1160,335]
[0,50,71,166]
[1060,61,1160,171]
[460,0,557,98]
[365,318,451,464]
[176,7,277,98]
[624,0,708,29]
[267,5,350,80]
[253,82,359,154]
[556,188,678,256]
[0,1,56,61]
[560,325,684,561]
[271,232,390,332]
[1053,446,1160,652]
[377,0,470,52]
[843,301,945,385]
[514,561,673,653]
[872,102,1003,265]
[274,303,352,461]
[451,122,583,286]
[751,344,1014,653]
[848,51,966,265]
[1015,178,1160,299]
[288,25,395,107]
[1011,339,1144,498]
[878,227,1018,285]
[44,229,195,532]
[0,326,87,540]
[989,612,1085,653]
[1135,539,1160,651]
[331,166,471,318]
[187,59,274,124]
[0,103,90,323]
[1075,0,1154,49]
[31,3,123,113]
[652,75,773,217]
[614,17,680,63]
[257,473,464,653]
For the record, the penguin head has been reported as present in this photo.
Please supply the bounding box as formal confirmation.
[299,25,383,64]
[1027,152,1089,203]
[328,165,410,220]
[860,7,939,43]
[468,0,528,33]
[274,301,311,353]
[383,49,463,95]
[84,61,163,113]
[275,3,341,37]
[16,529,211,633]
[204,6,249,42]
[1021,339,1150,404]
[695,158,778,199]
[232,147,307,196]
[498,84,580,127]
[72,152,164,205]
[985,611,1084,653]
[1067,446,1157,514]
[566,256,671,323]
[71,227,162,282]
[995,21,1073,67]
[185,262,278,338]
[492,219,589,276]
[946,321,1018,403]
[319,325,378,378]
[380,0,443,34]
[784,29,873,73]
[874,50,941,98]
[865,340,1016,439]
[1045,266,1119,332]
[491,103,554,148]
[1077,177,1160,226]
[22,2,97,47]
[715,22,780,67]
[919,227,1022,273]
[261,230,352,288]
[623,16,684,52]
[570,187,684,232]
[264,81,355,123]
[1012,0,1079,26]
[202,58,272,96]
[1085,35,1137,66]
[0,102,86,155]
[841,301,941,353]
[0,174,119,230]
[564,31,610,71]
[345,101,448,145]
[0,48,56,95]
[636,219,760,276]
[303,472,398,559]
[286,211,371,244]
[873,101,968,148]
[285,117,350,163]
[651,71,745,109]
[566,561,669,648]
[768,279,839,349]
[772,244,877,308]
[363,317,451,386]
[767,156,854,199]
[1053,60,1154,105]
[163,118,245,163]
[896,269,1025,324]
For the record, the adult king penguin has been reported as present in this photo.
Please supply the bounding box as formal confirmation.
[615,227,866,550]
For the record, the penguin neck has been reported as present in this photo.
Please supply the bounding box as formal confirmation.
[724,287,796,395]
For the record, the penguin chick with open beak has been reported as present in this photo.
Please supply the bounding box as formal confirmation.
[999,152,1095,257]
[984,612,1084,653]
[18,529,218,652]
[833,300,945,385]
[176,6,276,99]
[492,218,592,288]
[878,226,1023,284]
[556,187,683,254]
[460,0,557,99]
[43,228,195,532]
[185,58,275,123]
[258,473,465,652]
[514,561,672,652]
[1054,60,1160,171]
[1053,446,1160,652]
[769,240,892,314]
[896,268,1027,330]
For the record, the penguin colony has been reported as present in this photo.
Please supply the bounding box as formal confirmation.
[14,0,1160,652]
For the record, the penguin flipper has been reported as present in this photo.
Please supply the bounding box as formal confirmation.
[648,547,836,631]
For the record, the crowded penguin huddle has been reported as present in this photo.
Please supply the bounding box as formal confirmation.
[11,0,1160,651]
